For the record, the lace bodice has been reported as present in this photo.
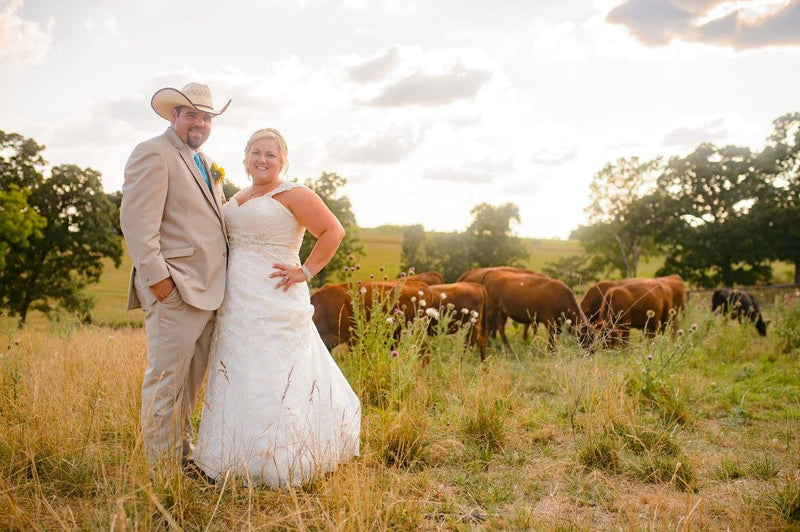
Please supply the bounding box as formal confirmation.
[223,182,306,256]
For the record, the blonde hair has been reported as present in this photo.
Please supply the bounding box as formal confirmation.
[243,128,289,177]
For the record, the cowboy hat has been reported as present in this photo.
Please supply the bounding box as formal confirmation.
[151,82,231,121]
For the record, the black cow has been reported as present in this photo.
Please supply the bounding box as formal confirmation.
[711,288,767,336]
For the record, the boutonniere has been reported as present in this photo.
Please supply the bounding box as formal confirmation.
[210,162,225,184]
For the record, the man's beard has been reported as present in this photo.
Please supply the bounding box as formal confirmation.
[186,129,207,149]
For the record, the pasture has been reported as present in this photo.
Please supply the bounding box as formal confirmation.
[2,265,800,529]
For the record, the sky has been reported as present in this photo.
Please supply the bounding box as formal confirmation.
[1,0,798,239]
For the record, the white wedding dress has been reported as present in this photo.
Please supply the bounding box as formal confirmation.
[195,182,360,488]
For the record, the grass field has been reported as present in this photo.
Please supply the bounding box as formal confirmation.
[2,292,799,529]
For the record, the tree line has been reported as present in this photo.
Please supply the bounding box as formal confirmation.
[574,112,799,287]
[1,112,796,325]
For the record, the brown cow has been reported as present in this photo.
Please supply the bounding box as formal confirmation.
[581,275,685,327]
[428,282,489,360]
[405,271,444,285]
[597,279,670,346]
[311,281,434,351]
[482,271,595,351]
[457,266,544,339]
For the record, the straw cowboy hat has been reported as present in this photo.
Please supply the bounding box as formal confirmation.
[151,82,231,121]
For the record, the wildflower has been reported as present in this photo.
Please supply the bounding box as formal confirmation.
[677,329,685,336]
[440,292,447,300]
[409,266,416,273]
[344,266,350,272]
[360,287,367,294]
[411,296,417,303]
[418,290,424,297]
[400,272,407,278]
[646,309,655,318]
[383,275,389,281]
[470,310,479,318]
[461,308,469,314]
[369,274,375,279]
[379,265,385,272]
[386,317,394,324]
[355,264,361,270]
[689,323,698,332]
[647,355,653,360]
[470,317,478,324]
[391,350,398,358]
[348,255,355,261]
[565,318,572,326]
[668,308,677,316]
[419,299,427,307]
[425,308,439,319]
[446,302,455,310]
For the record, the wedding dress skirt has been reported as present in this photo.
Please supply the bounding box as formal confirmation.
[195,183,360,488]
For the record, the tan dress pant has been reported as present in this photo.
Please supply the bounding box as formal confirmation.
[137,275,215,467]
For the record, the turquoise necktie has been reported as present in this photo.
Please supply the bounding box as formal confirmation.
[193,153,212,191]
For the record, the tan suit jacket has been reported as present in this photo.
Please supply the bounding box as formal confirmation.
[120,127,228,311]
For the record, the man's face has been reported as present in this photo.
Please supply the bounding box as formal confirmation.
[171,106,212,149]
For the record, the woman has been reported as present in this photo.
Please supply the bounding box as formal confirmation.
[195,128,361,488]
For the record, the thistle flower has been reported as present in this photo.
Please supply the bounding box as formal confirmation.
[379,265,385,272]
[677,329,685,336]
[446,302,455,310]
[689,323,698,332]
[425,308,439,319]
[461,308,469,314]
[343,266,350,272]
[418,290,424,297]
[400,272,407,278]
[419,299,427,307]
[647,354,653,360]
[411,296,417,303]
[383,275,389,281]
[409,266,416,273]
[470,317,478,324]
[470,310,479,318]
[440,292,447,299]
[668,308,677,316]
[386,317,394,324]
[391,350,398,358]
[359,286,367,294]
[565,318,572,326]
[646,309,655,318]
[369,274,375,279]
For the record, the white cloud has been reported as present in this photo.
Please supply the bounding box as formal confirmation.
[661,116,730,146]
[364,62,492,107]
[0,0,53,68]
[347,46,400,83]
[606,0,800,49]
[531,145,580,166]
[85,15,120,37]
[326,122,425,163]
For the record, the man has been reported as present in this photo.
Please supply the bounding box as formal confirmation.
[120,82,230,469]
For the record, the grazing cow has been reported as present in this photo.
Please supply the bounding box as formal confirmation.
[597,279,670,346]
[482,271,595,351]
[428,282,489,360]
[311,281,434,351]
[581,275,685,327]
[457,266,544,339]
[405,271,444,285]
[711,288,768,336]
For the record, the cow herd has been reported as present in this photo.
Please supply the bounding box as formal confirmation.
[310,266,770,360]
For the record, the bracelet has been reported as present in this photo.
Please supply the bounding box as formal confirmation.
[300,264,314,280]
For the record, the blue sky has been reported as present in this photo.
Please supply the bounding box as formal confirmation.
[1,0,798,238]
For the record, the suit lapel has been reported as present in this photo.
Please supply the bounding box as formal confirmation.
[165,128,225,225]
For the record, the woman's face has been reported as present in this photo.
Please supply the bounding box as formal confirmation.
[246,137,283,183]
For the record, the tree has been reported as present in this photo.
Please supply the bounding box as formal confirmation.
[654,143,770,287]
[300,172,362,287]
[753,112,800,284]
[0,131,123,325]
[579,156,663,277]
[466,203,528,268]
[0,185,45,271]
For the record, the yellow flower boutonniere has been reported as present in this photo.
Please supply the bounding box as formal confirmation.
[210,162,225,184]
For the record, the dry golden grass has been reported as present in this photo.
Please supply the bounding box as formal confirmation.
[1,300,799,530]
